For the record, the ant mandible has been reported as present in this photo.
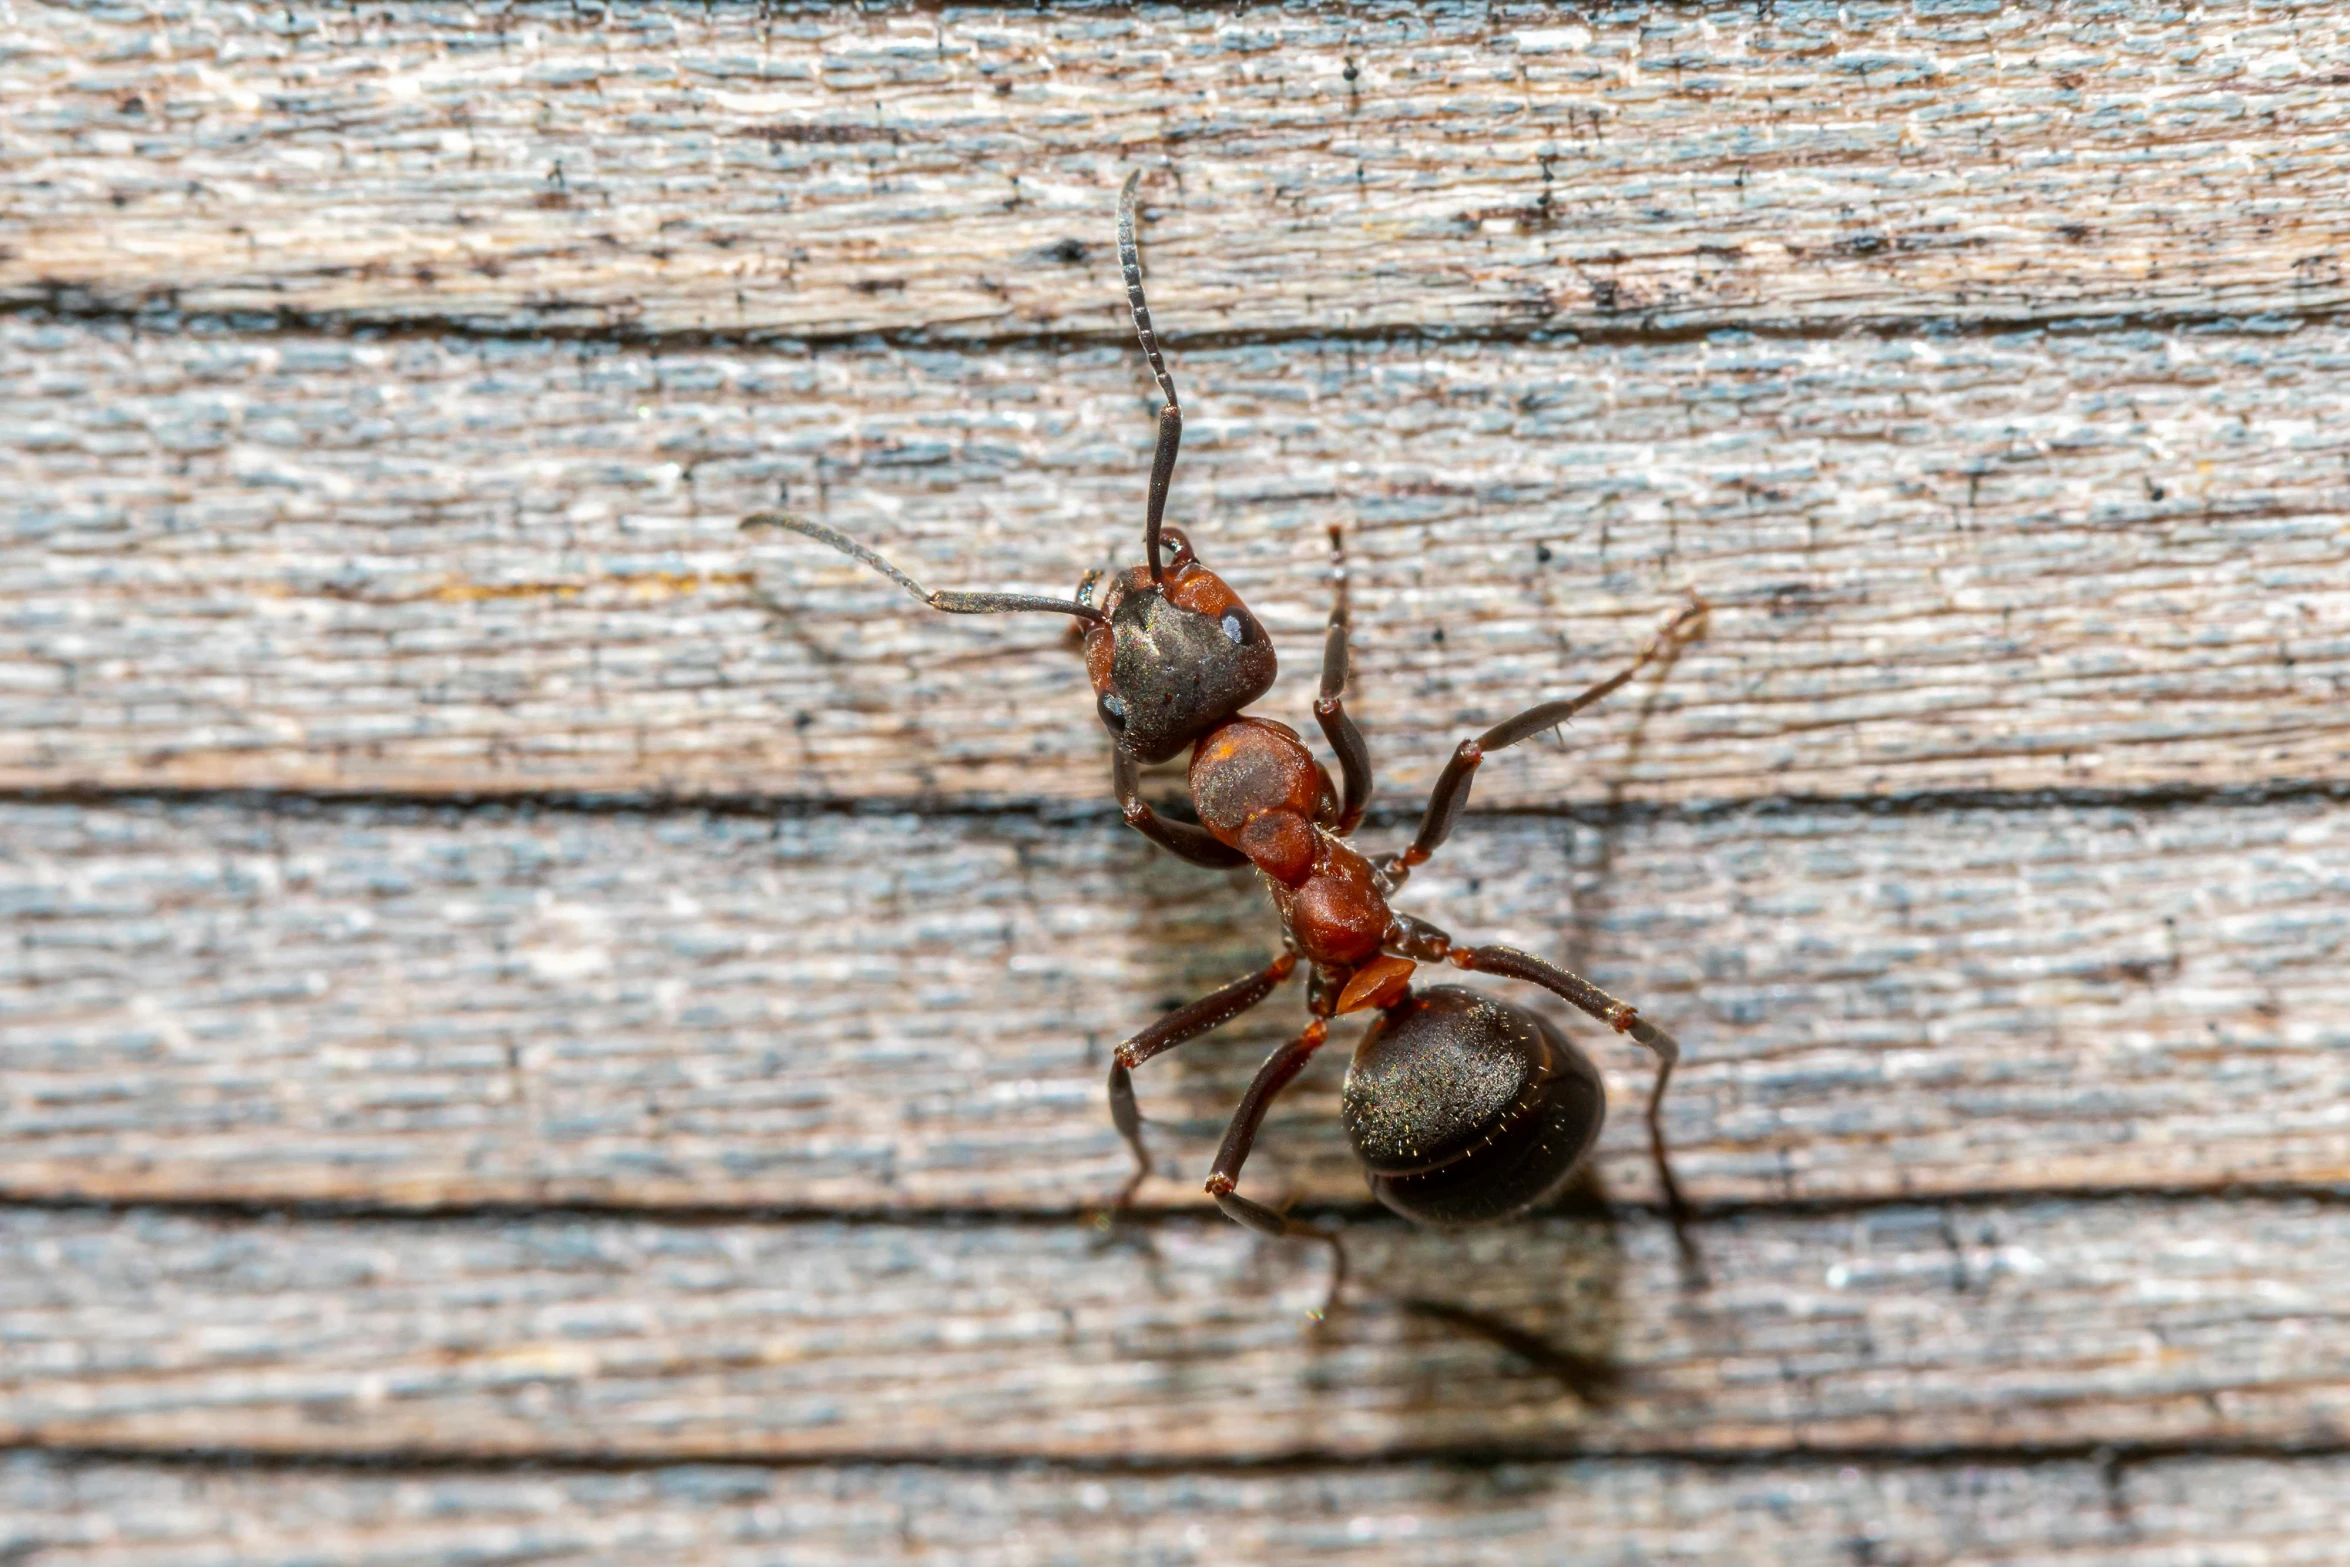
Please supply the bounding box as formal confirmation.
[746,171,1706,1300]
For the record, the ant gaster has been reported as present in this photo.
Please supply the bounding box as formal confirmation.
[746,172,1706,1303]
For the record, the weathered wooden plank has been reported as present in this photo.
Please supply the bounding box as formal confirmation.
[1,1197,2345,1459]
[4,794,2343,1211]
[9,1,2350,341]
[2,1451,2343,1567]
[8,317,2348,804]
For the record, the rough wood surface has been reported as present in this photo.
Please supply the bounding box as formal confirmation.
[1,1451,2342,1567]
[8,315,2347,803]
[10,0,2349,1554]
[4,793,2344,1212]
[9,2,2350,342]
[1,1197,2345,1460]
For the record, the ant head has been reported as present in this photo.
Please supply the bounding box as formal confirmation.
[1342,986,1606,1225]
[1080,527,1276,764]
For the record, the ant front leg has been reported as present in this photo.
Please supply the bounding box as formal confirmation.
[1381,596,1705,892]
[1107,950,1300,1206]
[1315,526,1374,835]
[1112,748,1249,869]
[1205,1004,1348,1318]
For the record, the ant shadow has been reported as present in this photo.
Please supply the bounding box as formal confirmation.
[1379,1166,1633,1410]
[1557,601,1701,978]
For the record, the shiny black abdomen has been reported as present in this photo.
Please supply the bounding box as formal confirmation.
[1341,985,1605,1224]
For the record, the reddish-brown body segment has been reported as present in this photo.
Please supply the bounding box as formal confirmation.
[1336,955,1417,1015]
[1188,717,1331,887]
[1271,830,1393,968]
[1184,715,1391,967]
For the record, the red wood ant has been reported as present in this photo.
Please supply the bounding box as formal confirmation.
[747,173,1705,1300]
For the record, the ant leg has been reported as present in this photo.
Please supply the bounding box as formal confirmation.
[1448,942,1702,1276]
[1108,951,1300,1205]
[1380,596,1706,891]
[1205,1018,1348,1317]
[1315,526,1374,836]
[1112,748,1249,869]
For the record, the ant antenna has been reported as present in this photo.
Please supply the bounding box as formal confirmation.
[1119,169,1181,589]
[743,512,1107,625]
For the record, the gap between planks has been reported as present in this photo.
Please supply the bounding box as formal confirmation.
[17,294,2350,357]
[0,1434,2346,1478]
[5,775,2350,822]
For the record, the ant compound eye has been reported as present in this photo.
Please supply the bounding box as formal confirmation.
[1097,692,1128,732]
[1221,612,1250,645]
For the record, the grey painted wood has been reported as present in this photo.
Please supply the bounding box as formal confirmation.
[0,1197,2344,1459]
[3,792,2343,1212]
[9,2,2350,341]
[8,315,2348,803]
[1,1450,2342,1566]
[10,0,2348,1545]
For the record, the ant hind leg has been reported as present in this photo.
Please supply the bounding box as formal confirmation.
[1212,1188,1349,1324]
[1447,941,1706,1285]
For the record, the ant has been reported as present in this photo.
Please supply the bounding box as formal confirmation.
[746,171,1706,1305]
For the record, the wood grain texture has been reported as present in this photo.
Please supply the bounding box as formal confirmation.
[9,1,2350,341]
[9,315,2348,803]
[10,0,2350,1546]
[1,1451,2343,1567]
[5,793,2343,1211]
[2,1197,2346,1460]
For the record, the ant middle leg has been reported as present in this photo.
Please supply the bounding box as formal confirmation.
[1107,950,1300,1205]
[1205,1014,1348,1318]
[1314,526,1374,835]
[1380,595,1706,892]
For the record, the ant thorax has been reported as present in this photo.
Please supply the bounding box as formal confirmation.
[1188,717,1337,883]
[1265,832,1393,970]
